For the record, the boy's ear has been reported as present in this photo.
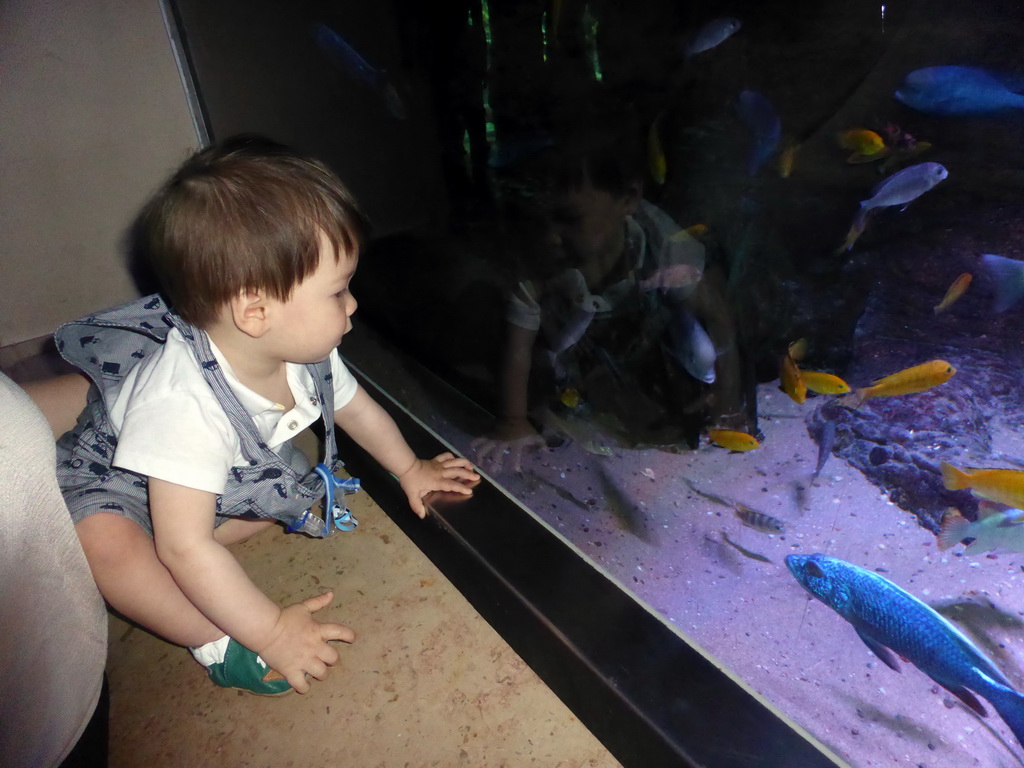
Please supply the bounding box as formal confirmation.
[622,181,643,215]
[229,290,271,338]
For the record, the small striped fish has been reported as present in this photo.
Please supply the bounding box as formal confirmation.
[734,503,785,534]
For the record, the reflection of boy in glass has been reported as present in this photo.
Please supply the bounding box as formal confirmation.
[473,111,743,472]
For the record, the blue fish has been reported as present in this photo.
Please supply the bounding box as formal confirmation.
[895,66,1024,115]
[685,17,741,57]
[313,22,406,119]
[981,253,1024,312]
[786,553,1024,748]
[736,90,780,176]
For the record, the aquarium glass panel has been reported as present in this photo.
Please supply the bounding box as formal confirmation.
[352,1,1024,764]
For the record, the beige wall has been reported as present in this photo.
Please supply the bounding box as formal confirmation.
[0,0,198,347]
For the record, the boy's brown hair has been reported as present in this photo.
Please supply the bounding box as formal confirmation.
[140,135,368,327]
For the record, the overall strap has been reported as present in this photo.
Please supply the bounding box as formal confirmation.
[166,315,338,470]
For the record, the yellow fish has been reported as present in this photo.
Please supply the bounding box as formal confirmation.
[709,429,760,452]
[843,360,955,408]
[836,217,867,254]
[779,351,806,404]
[648,116,666,185]
[934,272,972,314]
[838,128,886,158]
[669,224,708,243]
[777,141,800,178]
[788,338,808,362]
[801,370,851,395]
[941,463,1024,510]
[559,388,581,408]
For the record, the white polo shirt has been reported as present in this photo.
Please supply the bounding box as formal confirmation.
[107,328,358,495]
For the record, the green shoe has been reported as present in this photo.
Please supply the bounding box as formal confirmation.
[207,639,293,696]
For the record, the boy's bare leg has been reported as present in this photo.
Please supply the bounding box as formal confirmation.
[76,513,225,648]
[22,373,90,439]
[213,517,277,546]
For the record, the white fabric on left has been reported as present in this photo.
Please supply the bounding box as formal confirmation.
[0,372,107,768]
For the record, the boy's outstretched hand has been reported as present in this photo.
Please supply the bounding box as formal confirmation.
[398,452,479,518]
[470,418,546,474]
[258,591,355,694]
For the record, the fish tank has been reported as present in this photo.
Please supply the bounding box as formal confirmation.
[167,0,1024,764]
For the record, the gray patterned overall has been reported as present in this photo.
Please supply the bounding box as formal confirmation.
[55,294,353,538]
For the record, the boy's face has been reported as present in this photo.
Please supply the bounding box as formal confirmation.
[267,232,358,364]
[545,182,640,268]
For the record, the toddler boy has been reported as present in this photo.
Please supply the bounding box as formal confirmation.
[52,135,478,695]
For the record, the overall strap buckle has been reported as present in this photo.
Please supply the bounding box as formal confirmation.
[286,463,361,536]
[314,462,361,533]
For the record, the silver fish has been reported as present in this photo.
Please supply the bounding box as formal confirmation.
[667,308,717,384]
[721,531,772,563]
[686,17,742,57]
[598,466,651,540]
[544,410,617,456]
[520,470,590,511]
[684,478,736,510]
[852,161,948,232]
[811,420,836,485]
[938,506,1024,554]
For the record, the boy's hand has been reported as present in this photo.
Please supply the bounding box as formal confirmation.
[471,419,546,474]
[256,591,355,694]
[397,452,480,518]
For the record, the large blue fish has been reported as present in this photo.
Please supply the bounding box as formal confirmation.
[736,90,780,176]
[895,66,1024,115]
[786,553,1024,747]
[313,22,406,119]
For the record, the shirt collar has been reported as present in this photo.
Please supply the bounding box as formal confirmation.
[206,336,314,418]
